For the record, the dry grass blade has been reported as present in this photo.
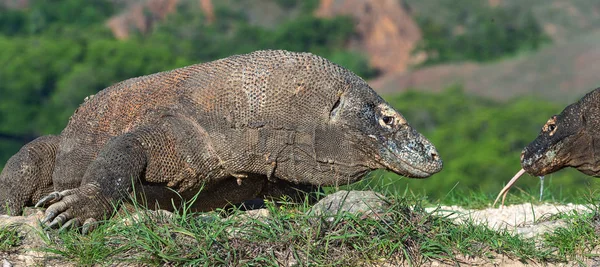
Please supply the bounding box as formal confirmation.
[492,169,526,208]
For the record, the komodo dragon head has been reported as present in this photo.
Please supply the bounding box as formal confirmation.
[521,88,600,176]
[325,80,443,179]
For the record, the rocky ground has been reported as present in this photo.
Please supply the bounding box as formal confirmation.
[0,191,597,266]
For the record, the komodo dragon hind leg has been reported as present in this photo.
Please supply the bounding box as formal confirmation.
[0,135,60,215]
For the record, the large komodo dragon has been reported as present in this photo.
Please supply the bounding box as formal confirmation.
[0,50,442,231]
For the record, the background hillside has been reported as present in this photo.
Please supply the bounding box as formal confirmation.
[1,0,600,201]
[375,0,600,103]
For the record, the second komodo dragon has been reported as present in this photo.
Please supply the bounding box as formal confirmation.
[522,87,600,176]
[494,87,600,207]
[0,50,442,231]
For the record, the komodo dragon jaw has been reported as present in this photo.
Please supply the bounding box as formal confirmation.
[521,88,600,177]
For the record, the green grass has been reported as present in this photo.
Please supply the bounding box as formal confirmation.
[0,224,22,251]
[29,188,600,266]
[40,223,126,266]
[544,211,600,259]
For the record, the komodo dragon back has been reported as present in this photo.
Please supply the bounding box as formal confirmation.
[1,50,442,231]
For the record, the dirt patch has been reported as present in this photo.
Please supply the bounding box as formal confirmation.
[426,203,590,238]
[0,208,70,266]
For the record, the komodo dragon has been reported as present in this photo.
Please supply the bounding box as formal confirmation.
[494,87,600,206]
[0,50,442,231]
[521,87,600,176]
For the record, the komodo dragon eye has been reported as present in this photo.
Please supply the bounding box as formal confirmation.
[382,116,394,126]
[542,116,558,136]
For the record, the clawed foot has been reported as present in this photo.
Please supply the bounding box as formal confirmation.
[35,185,109,233]
[35,191,66,208]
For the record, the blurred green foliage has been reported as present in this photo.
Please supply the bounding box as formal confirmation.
[411,0,550,65]
[0,0,585,201]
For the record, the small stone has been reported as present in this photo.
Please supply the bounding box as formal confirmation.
[242,208,270,219]
[309,190,390,221]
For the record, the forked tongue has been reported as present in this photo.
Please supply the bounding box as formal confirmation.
[492,168,526,208]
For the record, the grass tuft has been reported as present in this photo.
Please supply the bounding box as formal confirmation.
[39,221,127,266]
[0,224,22,251]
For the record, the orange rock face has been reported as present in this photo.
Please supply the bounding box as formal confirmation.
[315,0,423,74]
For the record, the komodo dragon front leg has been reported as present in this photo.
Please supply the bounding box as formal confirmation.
[36,116,227,231]
[36,130,148,230]
[0,135,60,215]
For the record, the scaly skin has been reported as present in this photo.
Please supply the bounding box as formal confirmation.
[0,50,442,231]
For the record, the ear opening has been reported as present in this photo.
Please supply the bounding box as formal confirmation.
[329,96,344,120]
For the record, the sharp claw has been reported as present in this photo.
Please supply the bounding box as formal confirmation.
[41,210,57,224]
[35,186,104,234]
[82,218,97,235]
[47,213,68,228]
[46,220,58,229]
[35,192,61,208]
[82,225,90,235]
